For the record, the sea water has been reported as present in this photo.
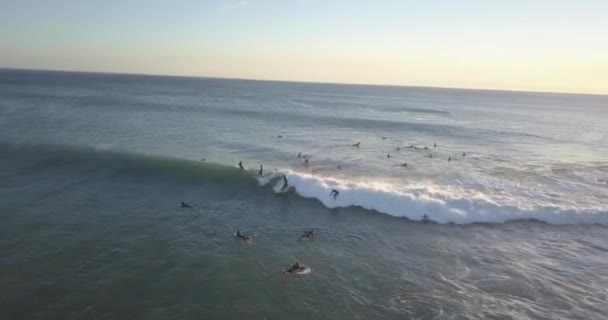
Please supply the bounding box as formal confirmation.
[1,69,607,319]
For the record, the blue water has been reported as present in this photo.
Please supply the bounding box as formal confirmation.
[1,69,607,319]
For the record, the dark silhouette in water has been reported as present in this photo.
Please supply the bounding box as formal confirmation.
[448,157,451,162]
[278,135,283,138]
[284,262,306,274]
[387,153,391,158]
[297,152,301,158]
[353,142,360,147]
[329,189,340,199]
[396,146,400,151]
[238,161,244,170]
[401,163,407,167]
[235,229,251,241]
[434,142,437,148]
[463,152,466,157]
[305,159,309,165]
[200,158,205,162]
[180,202,191,208]
[301,229,316,240]
[281,175,288,190]
[258,164,263,177]
[422,214,431,223]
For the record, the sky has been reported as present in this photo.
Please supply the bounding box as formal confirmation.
[1,0,607,94]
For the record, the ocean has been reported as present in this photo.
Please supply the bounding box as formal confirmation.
[1,69,607,319]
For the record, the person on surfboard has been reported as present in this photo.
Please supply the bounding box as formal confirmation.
[329,189,340,199]
[258,164,263,177]
[301,229,315,240]
[283,262,306,274]
[238,161,244,170]
[235,229,251,241]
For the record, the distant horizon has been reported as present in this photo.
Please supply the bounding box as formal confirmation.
[1,1,606,95]
[3,67,607,97]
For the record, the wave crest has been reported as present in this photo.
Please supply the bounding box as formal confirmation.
[263,170,608,225]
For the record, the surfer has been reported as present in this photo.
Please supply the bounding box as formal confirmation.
[180,202,191,208]
[258,164,263,177]
[301,229,315,240]
[305,159,309,165]
[424,146,428,150]
[396,146,400,151]
[429,153,433,159]
[329,189,340,199]
[238,161,244,170]
[462,152,466,157]
[387,153,391,158]
[353,142,360,147]
[406,145,414,149]
[422,214,431,223]
[448,157,451,162]
[401,162,407,167]
[235,229,250,241]
[281,175,288,190]
[278,135,283,138]
[434,142,437,148]
[297,152,301,159]
[283,262,307,274]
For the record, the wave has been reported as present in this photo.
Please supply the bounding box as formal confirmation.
[3,142,607,225]
[258,170,608,225]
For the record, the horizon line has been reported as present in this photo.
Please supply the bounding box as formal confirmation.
[1,67,606,97]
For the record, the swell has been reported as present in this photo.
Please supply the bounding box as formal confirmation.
[3,142,607,225]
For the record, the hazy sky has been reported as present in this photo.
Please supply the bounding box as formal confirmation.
[1,0,607,93]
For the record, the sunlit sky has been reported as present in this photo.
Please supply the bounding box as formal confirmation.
[1,0,607,93]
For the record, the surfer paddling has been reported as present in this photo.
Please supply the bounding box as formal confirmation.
[180,202,192,208]
[235,229,251,242]
[283,262,307,275]
[353,142,360,147]
[301,229,315,240]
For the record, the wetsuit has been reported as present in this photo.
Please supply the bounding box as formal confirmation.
[236,230,250,241]
[329,189,340,199]
[285,263,305,274]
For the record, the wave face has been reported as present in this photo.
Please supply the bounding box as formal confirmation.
[1,70,608,225]
[7,141,607,225]
[260,170,608,225]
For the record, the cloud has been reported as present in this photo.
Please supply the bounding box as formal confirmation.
[216,1,249,12]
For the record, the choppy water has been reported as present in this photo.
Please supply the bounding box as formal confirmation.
[1,69,607,319]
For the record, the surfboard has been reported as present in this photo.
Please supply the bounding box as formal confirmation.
[274,187,288,194]
[283,267,311,275]
[297,267,311,275]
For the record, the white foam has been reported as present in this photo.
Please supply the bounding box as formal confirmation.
[264,170,608,225]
